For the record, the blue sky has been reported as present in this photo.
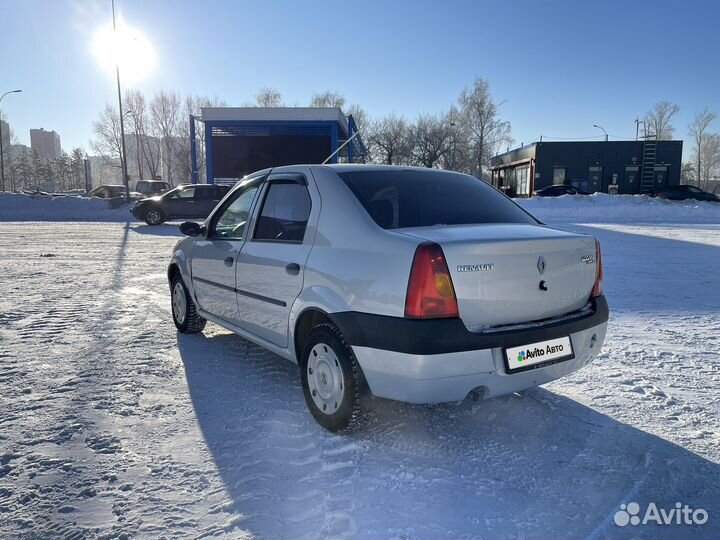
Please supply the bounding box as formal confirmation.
[1,0,719,157]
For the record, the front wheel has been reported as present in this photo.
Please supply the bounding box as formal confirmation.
[171,274,206,333]
[300,324,366,432]
[144,207,166,225]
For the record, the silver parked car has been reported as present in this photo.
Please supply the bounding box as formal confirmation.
[167,165,609,431]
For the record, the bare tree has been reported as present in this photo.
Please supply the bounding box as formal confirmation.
[689,107,717,189]
[150,91,182,186]
[367,114,410,165]
[255,87,283,107]
[346,104,367,130]
[458,78,512,180]
[644,101,679,140]
[124,89,161,180]
[174,94,227,182]
[409,113,453,168]
[1,110,18,184]
[310,91,346,109]
[90,104,124,176]
[441,105,472,173]
[699,133,720,190]
[680,162,696,185]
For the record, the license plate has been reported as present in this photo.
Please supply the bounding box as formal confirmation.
[505,336,574,373]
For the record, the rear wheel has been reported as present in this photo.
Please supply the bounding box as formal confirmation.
[300,324,365,432]
[171,274,206,333]
[144,207,166,225]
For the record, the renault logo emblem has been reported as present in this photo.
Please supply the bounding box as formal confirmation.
[537,256,546,275]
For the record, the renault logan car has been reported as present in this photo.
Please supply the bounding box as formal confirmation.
[167,165,609,431]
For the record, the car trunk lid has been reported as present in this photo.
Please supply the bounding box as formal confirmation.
[398,224,597,328]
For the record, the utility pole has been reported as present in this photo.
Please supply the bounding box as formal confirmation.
[112,0,130,202]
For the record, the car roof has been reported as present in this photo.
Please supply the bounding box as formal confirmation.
[318,164,463,175]
[268,163,470,175]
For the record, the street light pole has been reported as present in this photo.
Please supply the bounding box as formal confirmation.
[112,0,130,202]
[0,89,23,192]
[593,124,608,142]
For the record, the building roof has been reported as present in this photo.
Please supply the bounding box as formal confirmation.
[490,140,683,169]
[200,106,350,136]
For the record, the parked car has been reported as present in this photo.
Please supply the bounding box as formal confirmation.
[167,165,609,431]
[88,185,143,200]
[655,184,720,202]
[135,179,170,196]
[534,185,589,197]
[132,184,231,225]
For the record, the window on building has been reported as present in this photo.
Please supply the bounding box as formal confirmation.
[515,166,530,197]
[553,167,566,185]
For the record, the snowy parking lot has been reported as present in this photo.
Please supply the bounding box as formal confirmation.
[1,212,719,538]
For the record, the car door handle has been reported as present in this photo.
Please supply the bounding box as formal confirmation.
[285,263,300,275]
[224,256,234,267]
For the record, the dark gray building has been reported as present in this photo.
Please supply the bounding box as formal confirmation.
[30,128,62,160]
[489,140,683,197]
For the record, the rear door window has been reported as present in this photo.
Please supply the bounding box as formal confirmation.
[194,187,218,199]
[253,182,311,243]
[173,187,195,199]
[337,169,538,229]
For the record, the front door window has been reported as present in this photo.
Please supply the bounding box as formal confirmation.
[212,186,260,239]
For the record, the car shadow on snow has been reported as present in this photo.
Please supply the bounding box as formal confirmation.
[129,223,184,237]
[177,331,720,540]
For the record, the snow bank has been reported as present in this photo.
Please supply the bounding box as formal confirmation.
[516,193,720,224]
[0,192,135,222]
[2,191,720,225]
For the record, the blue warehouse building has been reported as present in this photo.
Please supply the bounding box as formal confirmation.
[189,107,365,184]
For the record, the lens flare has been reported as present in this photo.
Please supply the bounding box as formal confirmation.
[91,20,156,84]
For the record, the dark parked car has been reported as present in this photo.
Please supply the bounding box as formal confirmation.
[533,185,589,197]
[656,185,720,203]
[135,179,170,196]
[131,184,231,225]
[88,185,143,200]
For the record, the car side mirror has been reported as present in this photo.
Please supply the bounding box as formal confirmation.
[180,221,204,237]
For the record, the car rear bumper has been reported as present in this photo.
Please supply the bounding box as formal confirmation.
[352,321,607,403]
[332,296,609,404]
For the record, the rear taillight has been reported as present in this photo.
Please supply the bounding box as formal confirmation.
[405,242,459,318]
[591,239,603,297]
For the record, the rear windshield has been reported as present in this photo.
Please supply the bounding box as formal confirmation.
[337,169,538,229]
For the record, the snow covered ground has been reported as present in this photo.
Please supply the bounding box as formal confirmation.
[1,199,719,538]
[516,192,720,224]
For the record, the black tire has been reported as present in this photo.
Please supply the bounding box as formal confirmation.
[300,323,366,432]
[144,207,166,225]
[170,274,206,333]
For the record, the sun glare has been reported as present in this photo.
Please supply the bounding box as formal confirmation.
[91,21,156,85]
